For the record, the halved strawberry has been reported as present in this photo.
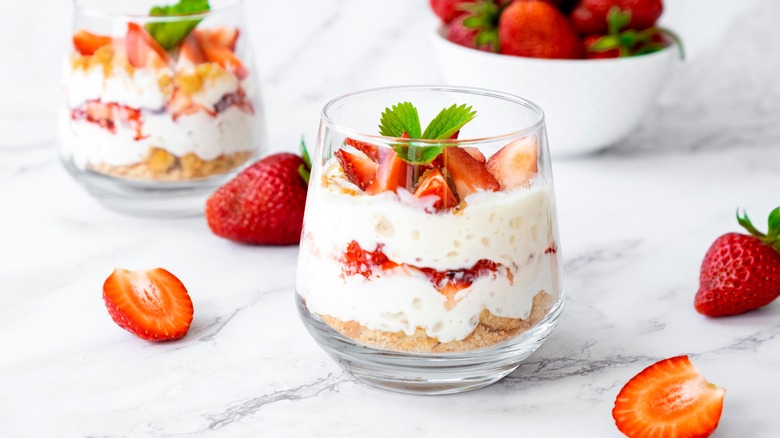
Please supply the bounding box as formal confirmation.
[103,268,194,342]
[413,167,457,210]
[196,27,240,51]
[485,137,538,190]
[463,147,486,164]
[443,146,500,198]
[366,149,409,194]
[334,149,378,190]
[126,23,171,70]
[613,355,726,438]
[73,29,113,56]
[196,31,248,79]
[345,138,380,162]
[178,34,206,66]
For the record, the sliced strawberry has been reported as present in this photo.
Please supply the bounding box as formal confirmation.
[168,90,214,120]
[413,168,458,210]
[613,355,726,438]
[485,137,538,190]
[196,31,248,79]
[463,147,486,164]
[103,268,194,342]
[345,138,380,162]
[178,34,206,66]
[126,23,171,70]
[366,149,409,194]
[334,149,378,190]
[196,27,240,51]
[73,29,113,56]
[443,146,500,198]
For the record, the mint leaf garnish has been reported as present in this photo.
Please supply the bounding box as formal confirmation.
[379,102,422,139]
[145,0,210,51]
[421,104,476,140]
[377,102,477,165]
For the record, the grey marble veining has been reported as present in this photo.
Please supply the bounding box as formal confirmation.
[1,0,779,436]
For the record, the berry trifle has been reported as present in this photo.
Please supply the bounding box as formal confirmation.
[59,0,264,214]
[297,88,563,392]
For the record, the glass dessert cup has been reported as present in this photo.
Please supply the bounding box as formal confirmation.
[296,86,564,394]
[58,0,266,216]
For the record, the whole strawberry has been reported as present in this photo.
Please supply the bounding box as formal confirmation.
[499,0,581,59]
[430,0,477,24]
[206,146,311,245]
[447,13,495,52]
[571,0,663,35]
[695,208,780,317]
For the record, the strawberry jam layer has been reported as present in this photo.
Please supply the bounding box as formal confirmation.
[338,240,503,306]
[71,100,146,140]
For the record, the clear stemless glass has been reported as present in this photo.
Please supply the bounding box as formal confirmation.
[58,0,266,216]
[296,86,564,394]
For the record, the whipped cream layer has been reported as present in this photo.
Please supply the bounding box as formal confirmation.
[297,159,560,343]
[59,106,256,168]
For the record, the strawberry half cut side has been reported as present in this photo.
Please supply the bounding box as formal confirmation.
[103,268,194,342]
[613,355,725,438]
[334,149,378,190]
[442,146,500,198]
[126,23,171,70]
[413,167,458,210]
[485,136,538,190]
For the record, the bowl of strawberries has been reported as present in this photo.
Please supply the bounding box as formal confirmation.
[430,0,682,156]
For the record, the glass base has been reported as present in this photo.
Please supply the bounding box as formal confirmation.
[296,294,564,395]
[62,159,238,217]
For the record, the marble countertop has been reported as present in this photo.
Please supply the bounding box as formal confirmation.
[2,0,779,436]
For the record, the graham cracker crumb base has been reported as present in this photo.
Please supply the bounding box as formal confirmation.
[89,148,254,181]
[320,291,554,353]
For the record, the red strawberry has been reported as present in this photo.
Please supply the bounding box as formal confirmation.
[414,168,458,210]
[447,13,494,52]
[366,149,409,194]
[196,31,248,79]
[334,149,378,190]
[571,0,663,36]
[103,268,194,342]
[485,137,538,189]
[126,23,171,70]
[499,0,581,59]
[196,27,240,51]
[430,0,477,24]
[206,153,310,245]
[582,35,621,58]
[694,208,780,317]
[443,146,500,198]
[73,29,113,56]
[613,355,725,438]
[345,138,380,162]
[463,147,486,163]
[178,34,206,66]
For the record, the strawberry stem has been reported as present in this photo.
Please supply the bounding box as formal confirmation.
[737,208,780,253]
[298,136,312,184]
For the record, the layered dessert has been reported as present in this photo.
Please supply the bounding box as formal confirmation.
[297,102,561,353]
[59,19,259,181]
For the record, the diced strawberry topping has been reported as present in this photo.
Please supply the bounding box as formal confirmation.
[443,146,500,198]
[366,149,409,194]
[126,23,171,70]
[345,138,380,162]
[462,147,486,164]
[71,100,146,140]
[413,167,457,210]
[195,27,240,51]
[196,31,248,80]
[178,34,206,66]
[334,149,378,190]
[73,29,113,56]
[485,137,538,189]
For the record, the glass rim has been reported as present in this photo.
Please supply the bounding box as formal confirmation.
[73,0,242,21]
[321,85,546,146]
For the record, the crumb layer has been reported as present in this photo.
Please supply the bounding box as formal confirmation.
[320,291,553,353]
[89,148,253,181]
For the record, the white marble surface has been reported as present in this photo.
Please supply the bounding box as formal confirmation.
[2,0,780,436]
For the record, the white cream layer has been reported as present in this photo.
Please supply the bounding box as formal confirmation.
[297,160,560,343]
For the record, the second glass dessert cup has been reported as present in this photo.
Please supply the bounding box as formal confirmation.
[58,0,266,216]
[296,86,564,394]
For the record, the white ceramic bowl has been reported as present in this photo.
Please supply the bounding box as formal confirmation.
[431,27,680,156]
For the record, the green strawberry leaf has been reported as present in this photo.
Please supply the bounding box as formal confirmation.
[737,209,764,238]
[379,102,422,139]
[422,104,476,140]
[392,143,444,165]
[145,0,210,51]
[766,207,780,242]
[298,136,311,184]
[591,35,620,51]
[607,6,631,35]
